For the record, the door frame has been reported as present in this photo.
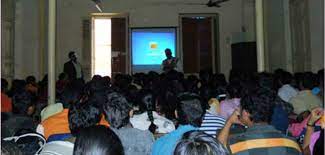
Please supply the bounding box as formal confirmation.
[179,13,219,74]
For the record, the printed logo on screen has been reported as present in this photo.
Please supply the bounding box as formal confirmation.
[149,42,158,49]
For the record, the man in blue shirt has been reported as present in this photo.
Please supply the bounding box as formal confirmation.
[151,93,204,155]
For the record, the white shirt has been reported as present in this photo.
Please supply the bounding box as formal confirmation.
[72,61,82,79]
[278,84,298,102]
[130,111,175,134]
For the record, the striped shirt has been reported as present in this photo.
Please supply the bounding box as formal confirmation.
[199,111,226,137]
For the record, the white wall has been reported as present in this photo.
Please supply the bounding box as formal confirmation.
[309,0,324,72]
[264,0,287,72]
[14,0,40,79]
[54,0,246,78]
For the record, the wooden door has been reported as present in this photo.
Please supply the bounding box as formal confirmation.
[111,18,127,77]
[182,17,213,73]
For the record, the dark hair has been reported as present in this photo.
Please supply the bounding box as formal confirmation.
[25,76,36,84]
[68,95,102,136]
[103,92,132,129]
[73,125,124,155]
[58,73,67,80]
[1,78,8,92]
[138,89,157,133]
[7,79,26,97]
[174,131,229,155]
[12,90,34,115]
[301,72,315,90]
[69,51,75,58]
[176,93,204,127]
[165,48,172,54]
[59,86,81,108]
[279,71,293,85]
[1,140,22,155]
[240,88,275,123]
[226,82,242,99]
[258,72,274,90]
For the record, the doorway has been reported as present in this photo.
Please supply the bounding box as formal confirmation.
[180,14,219,74]
[90,14,129,79]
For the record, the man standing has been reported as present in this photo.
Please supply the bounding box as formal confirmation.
[64,51,83,81]
[162,48,178,73]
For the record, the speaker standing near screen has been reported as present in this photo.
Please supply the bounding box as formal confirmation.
[162,48,178,73]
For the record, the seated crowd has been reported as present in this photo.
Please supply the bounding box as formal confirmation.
[1,69,324,155]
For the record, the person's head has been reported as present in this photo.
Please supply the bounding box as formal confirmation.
[58,73,68,81]
[165,48,172,59]
[1,78,8,92]
[174,131,229,155]
[59,86,81,108]
[138,89,157,133]
[156,91,177,120]
[240,88,275,126]
[103,92,132,129]
[25,76,36,84]
[138,89,155,112]
[278,71,293,85]
[226,82,242,99]
[12,90,35,116]
[258,72,274,91]
[176,93,204,127]
[68,95,102,136]
[300,72,315,90]
[69,51,77,62]
[73,125,124,155]
[9,79,26,92]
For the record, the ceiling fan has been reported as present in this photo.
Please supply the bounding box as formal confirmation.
[146,0,230,7]
[206,0,230,7]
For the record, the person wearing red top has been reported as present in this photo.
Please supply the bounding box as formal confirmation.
[1,78,12,112]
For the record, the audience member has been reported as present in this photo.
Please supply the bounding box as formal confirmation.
[199,93,226,138]
[277,71,298,102]
[302,107,324,155]
[73,125,124,155]
[174,130,229,155]
[103,92,154,155]
[38,85,108,140]
[130,90,175,134]
[2,90,36,137]
[152,93,204,155]
[1,78,12,112]
[218,88,302,155]
[289,72,323,115]
[2,68,323,155]
[219,82,242,119]
[25,75,38,95]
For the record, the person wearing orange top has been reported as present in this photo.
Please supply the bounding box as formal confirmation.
[39,96,109,140]
[1,78,12,112]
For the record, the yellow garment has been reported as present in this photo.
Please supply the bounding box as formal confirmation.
[230,138,302,154]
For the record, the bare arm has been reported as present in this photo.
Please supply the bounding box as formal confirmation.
[217,109,242,147]
[303,125,314,149]
[302,107,323,149]
[217,120,233,146]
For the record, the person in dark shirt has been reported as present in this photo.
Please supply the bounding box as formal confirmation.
[162,48,178,73]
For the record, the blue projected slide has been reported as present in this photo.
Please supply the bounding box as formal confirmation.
[132,28,176,65]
